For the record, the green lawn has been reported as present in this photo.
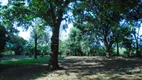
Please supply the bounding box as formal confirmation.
[0,57,50,65]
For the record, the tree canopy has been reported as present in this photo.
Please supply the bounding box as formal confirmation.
[0,0,142,70]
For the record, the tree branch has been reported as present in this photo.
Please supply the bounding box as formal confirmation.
[50,3,56,27]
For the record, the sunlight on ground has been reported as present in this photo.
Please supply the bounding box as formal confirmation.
[35,56,142,80]
[1,56,142,80]
[35,69,142,80]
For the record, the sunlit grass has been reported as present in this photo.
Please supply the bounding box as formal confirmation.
[0,57,50,65]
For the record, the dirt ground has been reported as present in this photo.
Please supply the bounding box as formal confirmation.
[0,56,142,80]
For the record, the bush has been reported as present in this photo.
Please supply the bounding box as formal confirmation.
[94,48,106,56]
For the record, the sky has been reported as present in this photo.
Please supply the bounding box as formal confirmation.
[60,23,73,40]
[17,27,31,40]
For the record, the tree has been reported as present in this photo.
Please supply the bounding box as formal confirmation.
[6,35,27,55]
[30,18,46,59]
[37,27,51,57]
[124,0,142,57]
[68,27,84,56]
[0,25,7,54]
[1,0,142,69]
[27,0,75,69]
[62,27,95,56]
[29,18,51,59]
[128,21,141,57]
[73,0,141,57]
[2,0,73,69]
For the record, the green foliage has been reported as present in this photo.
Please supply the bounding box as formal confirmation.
[65,27,83,56]
[6,35,27,55]
[38,43,51,55]
[29,18,51,57]
[0,0,142,59]
[60,27,104,56]
[72,0,142,57]
[80,40,90,56]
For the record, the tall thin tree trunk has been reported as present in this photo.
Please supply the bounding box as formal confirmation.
[136,39,139,57]
[34,33,37,59]
[134,31,140,57]
[116,39,119,56]
[136,26,140,57]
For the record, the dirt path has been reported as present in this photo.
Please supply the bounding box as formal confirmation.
[1,56,142,80]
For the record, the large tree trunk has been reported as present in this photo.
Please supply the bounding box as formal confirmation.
[103,27,112,57]
[34,33,37,59]
[104,39,113,57]
[48,1,69,70]
[104,35,111,57]
[50,25,60,69]
[48,3,61,70]
[106,46,111,57]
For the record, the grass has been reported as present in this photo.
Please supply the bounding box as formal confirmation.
[0,57,50,65]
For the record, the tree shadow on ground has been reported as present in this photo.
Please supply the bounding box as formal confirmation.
[60,57,142,79]
[0,56,65,80]
[0,64,52,80]
[0,56,142,80]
